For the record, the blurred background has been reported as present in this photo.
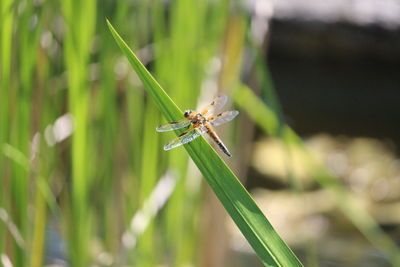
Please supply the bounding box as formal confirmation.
[1,0,400,266]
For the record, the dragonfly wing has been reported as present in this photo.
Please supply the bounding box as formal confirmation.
[156,118,191,132]
[163,128,204,151]
[201,95,228,117]
[209,110,239,127]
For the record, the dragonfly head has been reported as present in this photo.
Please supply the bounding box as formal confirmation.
[183,110,194,118]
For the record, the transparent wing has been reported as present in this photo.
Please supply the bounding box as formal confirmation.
[201,95,228,117]
[209,110,239,127]
[156,118,191,132]
[163,128,205,150]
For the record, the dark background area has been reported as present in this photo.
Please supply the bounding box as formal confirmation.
[268,19,400,144]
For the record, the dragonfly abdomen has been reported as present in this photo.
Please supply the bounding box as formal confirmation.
[205,124,232,157]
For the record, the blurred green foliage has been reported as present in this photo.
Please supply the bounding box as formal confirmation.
[1,0,399,266]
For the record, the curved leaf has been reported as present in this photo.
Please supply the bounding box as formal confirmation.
[107,19,302,267]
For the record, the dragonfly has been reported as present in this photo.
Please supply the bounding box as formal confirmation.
[156,95,239,157]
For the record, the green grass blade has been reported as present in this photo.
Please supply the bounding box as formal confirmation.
[62,0,97,265]
[107,19,302,267]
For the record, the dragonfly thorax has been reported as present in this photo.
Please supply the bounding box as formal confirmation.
[184,110,206,124]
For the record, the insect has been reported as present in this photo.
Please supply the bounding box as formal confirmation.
[156,95,239,157]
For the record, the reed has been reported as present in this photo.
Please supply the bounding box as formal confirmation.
[1,1,398,266]
[107,20,303,266]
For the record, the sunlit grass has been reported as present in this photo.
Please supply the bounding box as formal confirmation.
[107,19,303,266]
